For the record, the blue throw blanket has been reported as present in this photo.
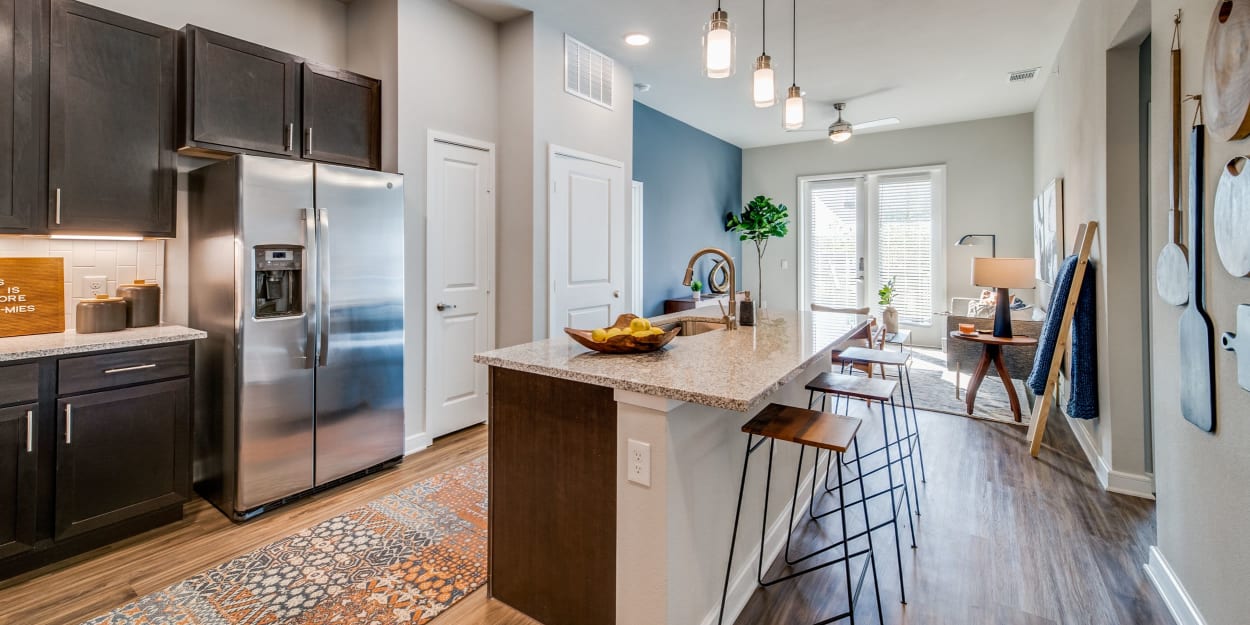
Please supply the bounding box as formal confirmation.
[1027,255,1099,419]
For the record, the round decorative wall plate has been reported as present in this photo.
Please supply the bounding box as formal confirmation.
[1204,0,1250,141]
[1214,156,1250,277]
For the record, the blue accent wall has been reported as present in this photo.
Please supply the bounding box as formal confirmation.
[633,102,743,317]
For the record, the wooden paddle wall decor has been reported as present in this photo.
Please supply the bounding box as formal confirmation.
[1159,11,1191,306]
[1204,0,1250,141]
[1180,124,1218,432]
[1027,222,1098,457]
[0,257,66,338]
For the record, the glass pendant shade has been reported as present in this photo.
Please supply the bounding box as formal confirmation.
[829,120,853,142]
[752,56,775,107]
[702,10,734,78]
[783,85,804,130]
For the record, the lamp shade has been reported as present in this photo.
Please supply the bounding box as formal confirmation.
[972,257,1036,289]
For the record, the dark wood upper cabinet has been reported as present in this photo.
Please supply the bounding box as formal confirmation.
[54,378,189,541]
[181,26,299,159]
[47,0,176,237]
[0,402,37,560]
[0,0,43,234]
[302,62,381,170]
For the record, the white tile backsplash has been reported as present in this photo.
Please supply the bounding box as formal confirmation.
[0,238,166,328]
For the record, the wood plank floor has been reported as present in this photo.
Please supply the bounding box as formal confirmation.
[0,408,1166,625]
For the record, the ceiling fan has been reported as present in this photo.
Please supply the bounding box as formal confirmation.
[787,103,900,142]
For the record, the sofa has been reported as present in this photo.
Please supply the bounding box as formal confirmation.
[943,297,1043,380]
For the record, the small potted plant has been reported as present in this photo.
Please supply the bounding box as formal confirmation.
[878,277,899,334]
[725,195,790,323]
[690,279,704,301]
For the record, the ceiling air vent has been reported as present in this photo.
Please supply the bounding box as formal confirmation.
[1007,67,1041,84]
[565,34,614,109]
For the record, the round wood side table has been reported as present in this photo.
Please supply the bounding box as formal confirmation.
[949,331,1039,422]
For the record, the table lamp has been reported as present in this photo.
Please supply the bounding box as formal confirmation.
[972,257,1036,338]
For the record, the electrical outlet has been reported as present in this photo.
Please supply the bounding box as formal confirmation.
[627,439,651,487]
[83,275,108,297]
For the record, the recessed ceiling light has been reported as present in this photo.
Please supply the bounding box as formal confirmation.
[624,33,651,46]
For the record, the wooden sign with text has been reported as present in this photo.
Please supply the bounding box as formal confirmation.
[0,258,65,338]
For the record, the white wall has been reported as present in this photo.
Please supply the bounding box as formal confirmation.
[741,113,1035,343]
[496,13,634,346]
[1032,0,1153,493]
[1145,0,1250,622]
[342,0,501,451]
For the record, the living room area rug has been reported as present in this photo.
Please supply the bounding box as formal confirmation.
[82,458,488,625]
[900,346,1034,425]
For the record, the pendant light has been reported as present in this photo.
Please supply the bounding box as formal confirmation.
[702,1,735,78]
[752,0,775,107]
[782,0,804,129]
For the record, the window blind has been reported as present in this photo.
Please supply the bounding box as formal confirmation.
[807,179,859,313]
[876,173,934,325]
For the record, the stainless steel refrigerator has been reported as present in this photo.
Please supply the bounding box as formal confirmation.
[189,155,404,521]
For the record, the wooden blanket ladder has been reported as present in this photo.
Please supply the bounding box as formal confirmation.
[1026,221,1098,457]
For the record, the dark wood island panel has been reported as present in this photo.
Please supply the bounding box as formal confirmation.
[488,367,617,625]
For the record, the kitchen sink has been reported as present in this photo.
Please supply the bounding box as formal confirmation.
[658,318,728,336]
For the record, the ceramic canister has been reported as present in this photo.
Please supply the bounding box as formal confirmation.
[116,279,161,327]
[76,294,127,334]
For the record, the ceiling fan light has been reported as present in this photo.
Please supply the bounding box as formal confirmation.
[752,55,775,107]
[783,85,804,130]
[829,120,853,143]
[702,10,734,78]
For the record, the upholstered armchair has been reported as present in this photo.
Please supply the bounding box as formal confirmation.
[943,297,1043,380]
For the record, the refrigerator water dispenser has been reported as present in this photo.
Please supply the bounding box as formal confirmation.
[254,246,302,318]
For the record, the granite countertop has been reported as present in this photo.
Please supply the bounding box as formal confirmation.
[474,309,870,412]
[0,325,208,362]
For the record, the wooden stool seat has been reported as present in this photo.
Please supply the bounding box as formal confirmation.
[805,372,898,402]
[741,403,861,453]
[838,346,910,367]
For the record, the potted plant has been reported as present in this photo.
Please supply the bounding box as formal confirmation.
[878,277,899,334]
[690,279,703,301]
[725,196,790,319]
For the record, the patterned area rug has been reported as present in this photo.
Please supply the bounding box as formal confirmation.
[83,458,488,625]
[903,346,1034,425]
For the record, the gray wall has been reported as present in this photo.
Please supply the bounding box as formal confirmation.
[633,102,742,317]
[1147,0,1250,621]
[496,14,635,346]
[741,113,1035,333]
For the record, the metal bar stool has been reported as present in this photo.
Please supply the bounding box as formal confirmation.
[837,347,928,488]
[801,372,916,603]
[718,403,882,625]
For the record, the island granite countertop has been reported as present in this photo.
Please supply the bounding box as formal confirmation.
[0,325,208,362]
[474,309,870,412]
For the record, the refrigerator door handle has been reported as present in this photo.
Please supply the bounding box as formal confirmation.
[304,208,318,369]
[317,208,330,367]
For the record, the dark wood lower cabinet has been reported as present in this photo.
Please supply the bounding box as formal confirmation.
[0,342,194,580]
[54,379,189,540]
[0,402,37,560]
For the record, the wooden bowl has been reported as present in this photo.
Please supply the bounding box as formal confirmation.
[564,314,679,354]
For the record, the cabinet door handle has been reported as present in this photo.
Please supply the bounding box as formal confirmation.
[305,127,313,155]
[25,410,32,453]
[55,188,62,224]
[285,123,294,152]
[103,363,157,374]
[64,404,72,445]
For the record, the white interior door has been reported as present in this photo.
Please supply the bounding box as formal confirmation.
[549,147,625,337]
[426,135,495,439]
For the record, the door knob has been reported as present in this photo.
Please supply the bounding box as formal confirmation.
[613,290,621,299]
[436,302,457,311]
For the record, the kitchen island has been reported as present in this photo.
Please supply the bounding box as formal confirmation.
[473,309,870,625]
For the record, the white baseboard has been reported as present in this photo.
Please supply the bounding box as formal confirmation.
[1067,416,1155,499]
[1145,546,1207,625]
[405,433,432,456]
[699,454,825,625]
